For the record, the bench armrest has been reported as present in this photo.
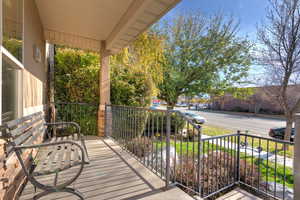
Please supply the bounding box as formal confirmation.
[45,122,83,139]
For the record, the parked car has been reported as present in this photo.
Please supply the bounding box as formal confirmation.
[268,127,295,142]
[149,105,159,110]
[183,112,206,124]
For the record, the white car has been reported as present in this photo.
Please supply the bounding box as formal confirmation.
[184,112,206,124]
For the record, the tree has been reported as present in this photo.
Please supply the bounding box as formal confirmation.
[110,31,165,106]
[230,87,255,112]
[257,0,300,141]
[157,12,252,109]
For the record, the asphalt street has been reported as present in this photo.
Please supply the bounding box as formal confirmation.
[188,110,286,136]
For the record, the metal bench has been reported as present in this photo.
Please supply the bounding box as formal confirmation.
[0,111,89,199]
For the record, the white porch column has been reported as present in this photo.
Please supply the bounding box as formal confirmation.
[294,113,300,199]
[98,41,111,137]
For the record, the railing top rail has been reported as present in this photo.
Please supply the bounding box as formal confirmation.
[108,104,169,113]
[108,105,203,131]
[240,133,294,145]
[53,102,99,106]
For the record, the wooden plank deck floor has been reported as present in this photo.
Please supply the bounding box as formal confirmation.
[216,188,262,200]
[19,137,193,200]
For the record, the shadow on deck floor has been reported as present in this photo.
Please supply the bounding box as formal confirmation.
[19,137,193,200]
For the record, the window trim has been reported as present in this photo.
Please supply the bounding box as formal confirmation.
[1,46,24,69]
[1,46,24,123]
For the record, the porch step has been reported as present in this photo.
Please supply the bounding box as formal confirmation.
[216,188,262,200]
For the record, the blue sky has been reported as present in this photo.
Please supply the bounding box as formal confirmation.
[163,0,270,42]
[162,0,270,83]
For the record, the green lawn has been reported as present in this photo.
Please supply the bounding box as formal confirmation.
[153,139,293,188]
[202,125,233,136]
[201,125,294,158]
[241,152,294,188]
[240,135,294,158]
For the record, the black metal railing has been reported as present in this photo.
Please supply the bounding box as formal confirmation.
[107,105,294,200]
[54,102,98,135]
[107,105,171,180]
[238,133,294,200]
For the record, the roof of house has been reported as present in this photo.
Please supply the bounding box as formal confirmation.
[35,0,181,53]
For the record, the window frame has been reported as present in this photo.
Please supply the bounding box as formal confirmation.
[0,0,25,124]
[1,47,24,122]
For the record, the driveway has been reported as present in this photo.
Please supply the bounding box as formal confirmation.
[178,108,286,137]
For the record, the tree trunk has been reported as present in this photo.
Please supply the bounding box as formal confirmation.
[220,97,225,110]
[284,117,293,141]
[284,115,293,150]
[254,103,261,115]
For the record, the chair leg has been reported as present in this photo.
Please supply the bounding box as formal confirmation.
[33,187,84,200]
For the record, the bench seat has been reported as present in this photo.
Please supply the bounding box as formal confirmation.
[0,111,89,199]
[33,134,89,176]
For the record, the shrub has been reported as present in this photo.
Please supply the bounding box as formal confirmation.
[125,137,152,158]
[232,106,249,112]
[171,152,260,197]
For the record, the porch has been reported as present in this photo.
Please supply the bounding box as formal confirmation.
[19,137,193,200]
[18,103,289,200]
[1,0,299,199]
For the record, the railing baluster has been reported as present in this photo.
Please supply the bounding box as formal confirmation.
[266,139,269,194]
[180,119,184,185]
[258,138,261,192]
[274,141,277,198]
[174,115,178,183]
[198,126,203,197]
[151,112,155,170]
[166,110,171,188]
[251,136,254,187]
[283,143,286,200]
[236,131,240,183]
[186,121,189,189]
[160,113,163,178]
[192,126,195,192]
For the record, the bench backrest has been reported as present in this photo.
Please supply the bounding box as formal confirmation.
[1,112,46,158]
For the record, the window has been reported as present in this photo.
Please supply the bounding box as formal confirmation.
[2,0,23,62]
[1,55,21,122]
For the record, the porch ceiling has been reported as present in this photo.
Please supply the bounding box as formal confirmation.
[35,0,181,53]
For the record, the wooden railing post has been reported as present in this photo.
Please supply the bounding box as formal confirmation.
[98,41,111,137]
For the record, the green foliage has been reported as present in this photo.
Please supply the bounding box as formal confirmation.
[54,31,164,107]
[158,13,252,106]
[55,48,100,103]
[110,66,153,106]
[3,36,22,61]
[229,87,254,100]
[110,32,165,106]
[55,103,98,136]
[144,112,185,135]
